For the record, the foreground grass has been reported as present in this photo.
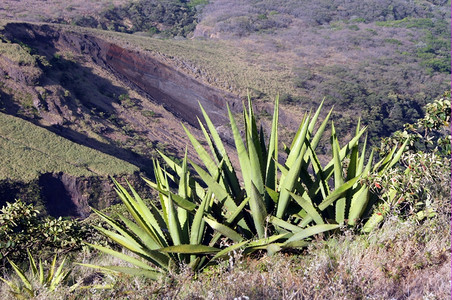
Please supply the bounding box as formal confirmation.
[1,212,448,299]
[0,112,138,181]
[126,216,451,299]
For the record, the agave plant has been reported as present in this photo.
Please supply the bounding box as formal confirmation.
[0,250,73,298]
[87,95,406,279]
[81,155,250,279]
[172,96,407,251]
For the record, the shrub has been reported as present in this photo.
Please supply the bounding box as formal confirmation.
[378,91,451,156]
[366,151,450,222]
[365,92,451,226]
[0,200,93,268]
[95,0,200,37]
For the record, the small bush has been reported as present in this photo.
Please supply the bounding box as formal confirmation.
[0,200,94,268]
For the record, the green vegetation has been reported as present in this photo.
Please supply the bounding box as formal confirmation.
[0,38,50,69]
[368,92,451,224]
[0,204,449,298]
[378,91,451,156]
[0,92,449,298]
[0,200,93,265]
[73,0,206,37]
[86,97,408,280]
[97,215,446,299]
[0,0,450,297]
[0,112,138,182]
[82,175,227,278]
[187,0,209,9]
[0,41,35,66]
[1,251,74,297]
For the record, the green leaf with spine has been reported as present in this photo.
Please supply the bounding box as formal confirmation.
[0,250,73,297]
[85,156,246,279]
[87,94,407,279]
[175,96,407,246]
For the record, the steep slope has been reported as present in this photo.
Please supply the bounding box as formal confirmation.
[0,0,449,218]
[0,111,142,217]
[0,22,242,217]
[0,22,241,167]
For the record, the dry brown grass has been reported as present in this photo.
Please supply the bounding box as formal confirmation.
[167,215,450,299]
[2,212,448,300]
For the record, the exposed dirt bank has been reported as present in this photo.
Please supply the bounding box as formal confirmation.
[0,172,152,218]
[0,22,244,217]
[1,22,240,127]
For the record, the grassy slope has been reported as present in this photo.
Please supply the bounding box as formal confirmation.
[62,12,450,141]
[0,112,138,181]
[55,24,296,99]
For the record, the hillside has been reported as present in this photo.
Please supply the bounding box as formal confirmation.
[194,0,451,140]
[0,1,449,141]
[0,19,243,216]
[0,111,144,217]
[0,112,138,182]
[0,1,449,218]
[0,1,449,299]
[0,21,245,158]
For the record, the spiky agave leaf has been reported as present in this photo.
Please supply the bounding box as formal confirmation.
[1,253,73,297]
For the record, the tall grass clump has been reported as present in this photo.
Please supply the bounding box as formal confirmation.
[0,251,74,298]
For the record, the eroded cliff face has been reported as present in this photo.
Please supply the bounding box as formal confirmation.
[38,172,153,218]
[101,43,239,126]
[0,22,243,218]
[1,22,239,127]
